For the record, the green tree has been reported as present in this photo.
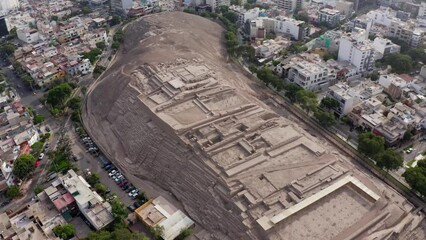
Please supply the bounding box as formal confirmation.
[5,185,21,198]
[68,97,82,110]
[295,90,317,113]
[51,15,59,21]
[96,41,106,50]
[176,228,193,240]
[314,110,336,128]
[112,227,148,240]
[81,7,92,14]
[248,64,257,73]
[34,185,44,195]
[150,225,164,240]
[375,149,403,171]
[320,97,339,109]
[0,43,17,57]
[382,53,413,74]
[283,84,303,103]
[33,114,45,124]
[357,132,385,159]
[86,173,100,186]
[402,131,413,142]
[111,15,121,26]
[223,12,239,22]
[82,48,102,64]
[230,0,242,5]
[403,162,426,196]
[53,224,75,239]
[111,41,120,50]
[94,65,106,75]
[46,83,72,108]
[94,183,107,194]
[30,142,44,157]
[111,199,128,222]
[13,154,36,179]
[217,5,229,14]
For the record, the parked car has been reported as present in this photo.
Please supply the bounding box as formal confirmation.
[133,201,143,208]
[128,189,138,197]
[119,179,128,187]
[127,205,136,212]
[44,143,49,149]
[122,184,129,190]
[72,154,78,161]
[126,186,135,193]
[45,127,50,132]
[38,153,45,160]
[108,170,117,177]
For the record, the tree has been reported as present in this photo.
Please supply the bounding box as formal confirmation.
[94,183,107,194]
[30,142,44,157]
[111,41,120,50]
[53,224,75,239]
[82,48,103,64]
[248,64,257,73]
[46,83,72,108]
[230,0,242,5]
[294,12,309,22]
[0,43,17,57]
[283,84,303,103]
[51,15,59,21]
[86,173,100,185]
[314,110,336,128]
[111,15,121,26]
[33,114,45,124]
[150,225,164,240]
[382,53,413,74]
[375,149,403,171]
[402,131,413,142]
[34,185,44,195]
[176,228,193,240]
[13,154,36,179]
[5,185,21,198]
[357,132,385,159]
[112,227,148,240]
[94,65,106,75]
[320,97,339,109]
[217,5,229,14]
[295,90,317,113]
[81,7,92,15]
[111,199,128,222]
[223,12,239,22]
[88,231,112,240]
[96,41,106,50]
[403,162,426,196]
[68,97,82,110]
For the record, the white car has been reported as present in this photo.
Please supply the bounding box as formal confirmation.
[39,153,45,159]
[108,170,117,177]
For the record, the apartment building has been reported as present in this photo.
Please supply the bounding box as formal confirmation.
[338,29,375,74]
[372,37,400,59]
[17,28,40,44]
[229,6,260,25]
[111,0,134,14]
[281,53,336,91]
[60,170,114,230]
[277,0,303,12]
[274,16,309,41]
[319,8,341,26]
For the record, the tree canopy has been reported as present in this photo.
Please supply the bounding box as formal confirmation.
[381,53,413,74]
[12,154,36,179]
[47,83,72,108]
[86,173,101,186]
[53,224,75,239]
[314,110,336,128]
[82,48,102,64]
[375,148,403,171]
[68,97,82,110]
[5,185,21,198]
[33,114,45,124]
[320,97,339,109]
[357,132,385,159]
[111,199,128,222]
[87,226,148,240]
[403,160,426,197]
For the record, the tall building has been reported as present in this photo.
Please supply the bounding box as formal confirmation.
[0,0,19,12]
[319,8,341,26]
[277,0,303,12]
[338,29,375,73]
[111,0,134,14]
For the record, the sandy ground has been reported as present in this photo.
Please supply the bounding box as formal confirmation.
[83,12,426,240]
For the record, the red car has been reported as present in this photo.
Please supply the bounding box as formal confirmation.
[118,179,128,187]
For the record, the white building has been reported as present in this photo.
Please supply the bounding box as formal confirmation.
[337,29,375,74]
[282,53,336,91]
[319,8,340,26]
[17,28,40,43]
[274,16,308,41]
[60,170,113,230]
[229,6,260,25]
[419,2,426,18]
[205,0,230,12]
[254,37,291,59]
[111,0,133,14]
[0,0,19,12]
[372,37,400,59]
[277,0,303,12]
[326,82,363,117]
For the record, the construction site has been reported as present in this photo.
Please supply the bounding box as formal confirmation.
[83,12,426,239]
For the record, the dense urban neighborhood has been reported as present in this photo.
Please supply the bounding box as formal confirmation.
[0,0,426,239]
